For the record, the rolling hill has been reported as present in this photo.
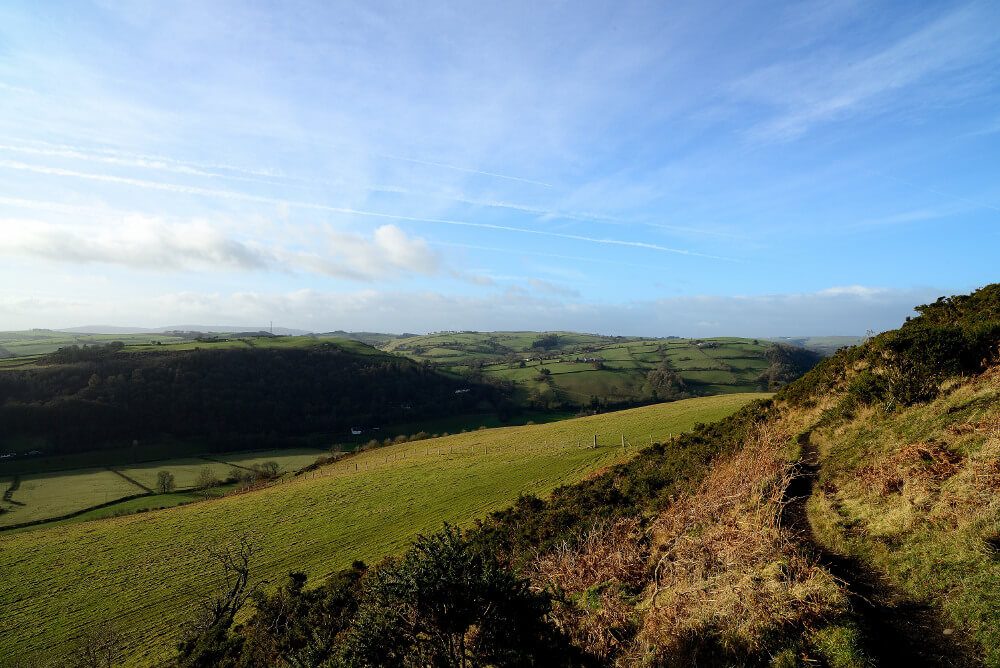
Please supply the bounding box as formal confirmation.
[381,331,819,407]
[0,337,508,458]
[153,284,1000,668]
[0,393,764,666]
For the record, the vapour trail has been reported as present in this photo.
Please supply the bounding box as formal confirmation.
[0,139,738,239]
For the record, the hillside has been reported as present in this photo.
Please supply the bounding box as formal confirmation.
[0,337,508,457]
[0,394,764,666]
[158,285,1000,668]
[382,331,818,407]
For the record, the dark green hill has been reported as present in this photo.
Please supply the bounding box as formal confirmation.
[0,339,510,457]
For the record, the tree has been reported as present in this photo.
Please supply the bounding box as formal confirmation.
[176,533,259,668]
[195,467,220,490]
[156,470,176,494]
[67,621,124,668]
[647,362,686,399]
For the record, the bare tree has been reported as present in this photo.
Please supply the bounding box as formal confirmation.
[68,620,125,668]
[201,532,259,627]
[176,532,261,666]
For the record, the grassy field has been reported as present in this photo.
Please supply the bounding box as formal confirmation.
[0,468,144,526]
[0,330,190,357]
[1,448,328,528]
[0,331,384,366]
[0,394,767,666]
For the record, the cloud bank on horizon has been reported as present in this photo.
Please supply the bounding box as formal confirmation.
[0,0,997,336]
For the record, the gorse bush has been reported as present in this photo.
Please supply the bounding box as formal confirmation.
[175,527,578,668]
[781,285,1000,409]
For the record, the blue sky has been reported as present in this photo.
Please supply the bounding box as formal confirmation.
[1,0,998,336]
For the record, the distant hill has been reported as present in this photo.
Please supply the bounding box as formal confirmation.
[381,331,820,408]
[770,334,865,356]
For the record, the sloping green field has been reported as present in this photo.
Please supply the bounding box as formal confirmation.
[0,394,766,666]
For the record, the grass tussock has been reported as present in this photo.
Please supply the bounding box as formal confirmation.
[638,423,847,665]
[808,368,1000,664]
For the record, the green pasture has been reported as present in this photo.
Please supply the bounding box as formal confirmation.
[0,468,144,527]
[216,448,327,473]
[0,393,767,666]
[1,449,329,529]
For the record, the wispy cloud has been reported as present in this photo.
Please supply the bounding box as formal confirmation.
[381,154,553,188]
[736,3,1000,141]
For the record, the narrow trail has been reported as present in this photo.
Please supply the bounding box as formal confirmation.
[782,430,977,668]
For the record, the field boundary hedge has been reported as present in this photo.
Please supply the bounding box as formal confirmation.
[107,467,154,493]
[2,475,25,506]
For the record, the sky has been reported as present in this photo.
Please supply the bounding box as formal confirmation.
[0,0,998,337]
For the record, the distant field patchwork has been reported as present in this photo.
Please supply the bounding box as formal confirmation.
[0,468,143,526]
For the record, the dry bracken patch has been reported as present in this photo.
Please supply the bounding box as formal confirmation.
[533,517,647,662]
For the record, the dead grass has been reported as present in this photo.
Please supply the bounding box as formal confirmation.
[857,440,963,497]
[531,422,849,665]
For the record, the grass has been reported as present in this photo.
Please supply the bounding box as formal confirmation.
[0,330,190,357]
[467,338,775,405]
[0,468,144,527]
[215,448,327,473]
[0,393,765,666]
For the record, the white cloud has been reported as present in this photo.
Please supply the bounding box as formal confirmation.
[0,217,439,281]
[0,218,268,270]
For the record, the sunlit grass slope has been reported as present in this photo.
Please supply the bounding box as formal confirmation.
[0,393,765,666]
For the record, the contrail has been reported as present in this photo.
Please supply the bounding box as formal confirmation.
[381,154,554,188]
[0,160,730,260]
[872,170,1000,213]
[431,241,672,271]
[0,139,739,239]
[0,141,295,188]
